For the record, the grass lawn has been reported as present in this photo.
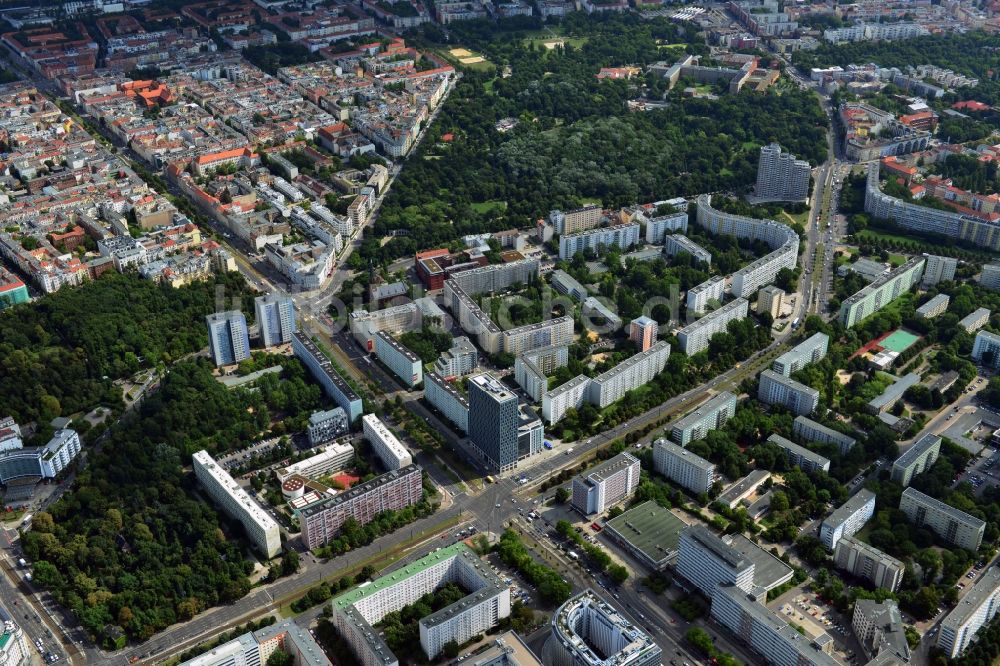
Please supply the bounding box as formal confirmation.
[781,209,809,227]
[524,35,589,50]
[855,229,922,245]
[471,200,508,214]
[888,253,906,267]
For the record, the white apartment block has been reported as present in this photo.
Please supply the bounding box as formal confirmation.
[824,22,929,42]
[921,254,957,287]
[445,281,503,355]
[916,293,950,319]
[307,407,349,446]
[550,205,602,235]
[664,234,712,265]
[434,336,478,378]
[670,391,738,446]
[772,332,829,377]
[677,298,749,356]
[514,345,569,402]
[768,434,830,473]
[276,441,354,482]
[834,536,904,592]
[542,374,590,425]
[333,543,510,665]
[819,489,876,550]
[676,525,754,599]
[686,275,726,316]
[180,620,331,666]
[193,450,281,559]
[793,416,856,454]
[960,308,991,333]
[754,143,810,203]
[839,256,926,328]
[972,330,1000,369]
[891,434,941,486]
[758,370,819,416]
[550,269,589,301]
[548,592,661,666]
[653,438,716,495]
[981,263,1000,291]
[901,487,985,551]
[570,452,640,515]
[254,293,297,348]
[502,316,574,356]
[424,372,470,433]
[711,585,841,666]
[445,259,540,297]
[558,223,640,260]
[362,414,412,471]
[645,210,688,244]
[0,428,82,484]
[587,341,670,408]
[375,331,423,388]
[350,303,422,351]
[938,566,1000,659]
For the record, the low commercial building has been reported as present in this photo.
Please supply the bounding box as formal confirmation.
[772,332,829,377]
[362,414,412,471]
[179,619,331,666]
[333,543,510,665]
[834,536,904,592]
[852,600,910,664]
[867,373,921,414]
[307,407,350,446]
[293,332,363,422]
[550,269,589,300]
[972,330,1000,369]
[758,370,819,416]
[546,591,661,666]
[767,434,830,473]
[653,439,716,495]
[916,293,950,319]
[717,470,771,509]
[960,307,991,333]
[793,416,856,454]
[375,331,423,388]
[676,525,755,599]
[677,298,749,356]
[819,489,876,550]
[900,487,985,552]
[839,257,925,328]
[570,452,640,515]
[300,465,423,549]
[938,566,1000,659]
[669,391,738,446]
[891,434,941,486]
[192,450,281,559]
[603,501,686,570]
[275,441,354,482]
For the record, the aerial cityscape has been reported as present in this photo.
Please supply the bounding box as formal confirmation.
[2,0,1000,665]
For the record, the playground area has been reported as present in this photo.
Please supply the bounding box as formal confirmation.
[851,328,922,360]
[448,47,487,66]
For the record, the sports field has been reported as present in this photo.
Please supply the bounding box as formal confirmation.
[880,329,920,353]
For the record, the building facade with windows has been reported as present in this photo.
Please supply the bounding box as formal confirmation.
[375,331,424,388]
[938,566,1000,659]
[834,536,904,592]
[891,434,941,486]
[468,373,520,473]
[686,275,726,316]
[758,370,819,415]
[293,332,364,422]
[362,414,412,471]
[676,525,755,599]
[677,298,749,356]
[900,487,985,551]
[652,439,716,495]
[819,489,876,550]
[546,591,661,666]
[424,372,469,433]
[767,434,830,473]
[754,143,810,202]
[839,255,926,328]
[206,310,250,366]
[307,408,349,445]
[793,416,856,454]
[570,452,641,515]
[972,330,1000,368]
[772,332,829,376]
[557,223,640,260]
[254,293,296,348]
[670,392,738,446]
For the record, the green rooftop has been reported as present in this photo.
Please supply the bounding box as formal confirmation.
[604,501,686,568]
[332,542,477,610]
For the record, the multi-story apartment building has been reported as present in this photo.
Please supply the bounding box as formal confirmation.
[754,143,810,202]
[434,336,478,379]
[711,584,840,666]
[515,345,569,402]
[819,489,876,550]
[670,392,738,446]
[542,375,590,425]
[767,434,830,473]
[0,608,30,666]
[307,408,349,445]
[973,330,1000,369]
[424,372,469,433]
[502,316,574,356]
[333,543,510,665]
[547,591,661,666]
[891,434,941,486]
[916,293,950,319]
[275,441,354,482]
[570,452,641,515]
[293,332,364,422]
[852,600,910,664]
[445,259,540,297]
[468,373,519,473]
[758,370,819,416]
[629,316,658,352]
[550,205,602,235]
[558,223,640,260]
[960,307,992,333]
[206,310,250,366]
[587,341,670,408]
[686,276,727,316]
[981,263,1000,291]
[193,450,281,559]
[757,284,784,319]
[866,163,1000,252]
[900,487,985,551]
[921,254,957,287]
[695,195,799,299]
[793,416,856,454]
[834,536,905,592]
[772,332,829,377]
[0,428,82,484]
[362,414,412,471]
[550,269,589,301]
[446,281,503,354]
[375,331,423,388]
[300,464,423,549]
[840,256,925,328]
[938,566,1000,659]
[677,298,750,356]
[645,210,689,244]
[664,234,712,265]
[652,439,716,495]
[349,303,422,350]
[676,525,755,599]
[180,619,331,666]
[254,294,296,348]
[824,22,929,42]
